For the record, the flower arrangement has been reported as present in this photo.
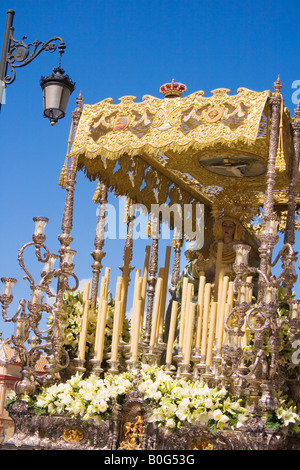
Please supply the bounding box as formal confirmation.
[60,290,130,359]
[244,287,300,378]
[138,364,249,434]
[6,364,300,434]
[6,371,134,424]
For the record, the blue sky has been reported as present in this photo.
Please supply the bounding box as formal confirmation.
[0,0,299,339]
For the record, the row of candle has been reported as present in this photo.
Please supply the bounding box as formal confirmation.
[77,246,152,365]
[164,272,235,368]
[76,245,256,370]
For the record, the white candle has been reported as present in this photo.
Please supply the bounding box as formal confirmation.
[206,301,217,366]
[150,277,163,346]
[227,281,234,309]
[95,299,108,362]
[200,283,211,357]
[184,302,195,365]
[78,282,90,361]
[141,246,151,310]
[216,276,229,351]
[166,300,178,365]
[183,283,194,355]
[195,276,206,349]
[111,299,122,362]
[131,270,142,344]
[178,277,189,349]
[131,299,143,362]
[160,246,171,320]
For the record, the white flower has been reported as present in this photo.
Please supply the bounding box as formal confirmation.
[219,414,229,424]
[277,407,299,426]
[98,400,108,413]
[218,386,228,397]
[175,408,189,422]
[165,418,176,428]
[204,398,214,409]
[7,390,18,401]
[66,398,85,416]
[212,409,223,421]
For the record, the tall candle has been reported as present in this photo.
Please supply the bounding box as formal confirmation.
[98,276,107,309]
[184,302,195,365]
[131,271,142,345]
[141,246,151,310]
[156,267,166,339]
[206,301,217,366]
[166,300,178,365]
[105,267,111,281]
[150,277,163,346]
[216,276,229,351]
[160,246,171,321]
[115,276,123,302]
[95,299,108,362]
[183,283,194,356]
[222,303,231,346]
[111,299,122,362]
[131,299,143,362]
[131,276,142,348]
[200,283,211,357]
[95,280,105,349]
[78,282,90,361]
[195,276,206,349]
[178,276,189,349]
[215,273,224,341]
[227,281,234,309]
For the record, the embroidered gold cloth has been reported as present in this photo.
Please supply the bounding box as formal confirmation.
[69,87,291,211]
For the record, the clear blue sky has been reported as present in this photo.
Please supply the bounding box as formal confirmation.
[0,0,299,339]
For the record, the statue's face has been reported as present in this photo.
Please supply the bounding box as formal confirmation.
[222,220,236,240]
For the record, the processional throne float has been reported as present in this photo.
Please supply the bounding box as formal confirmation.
[2,77,300,450]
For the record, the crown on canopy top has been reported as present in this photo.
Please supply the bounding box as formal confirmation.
[159,79,187,98]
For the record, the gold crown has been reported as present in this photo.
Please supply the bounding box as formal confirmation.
[208,185,262,230]
[160,79,187,98]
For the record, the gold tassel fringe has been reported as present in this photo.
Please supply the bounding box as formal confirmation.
[275,95,286,173]
[93,181,101,203]
[59,122,73,189]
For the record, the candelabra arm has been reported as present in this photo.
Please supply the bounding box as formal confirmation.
[0,297,26,323]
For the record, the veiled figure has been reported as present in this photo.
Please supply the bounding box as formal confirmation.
[164,215,260,346]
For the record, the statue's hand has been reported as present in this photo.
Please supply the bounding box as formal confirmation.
[195,256,211,273]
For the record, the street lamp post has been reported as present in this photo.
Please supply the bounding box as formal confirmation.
[0,9,75,124]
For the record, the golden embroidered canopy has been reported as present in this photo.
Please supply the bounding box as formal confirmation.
[69,84,292,213]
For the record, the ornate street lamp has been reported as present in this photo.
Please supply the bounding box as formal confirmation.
[40,64,75,126]
[0,9,75,124]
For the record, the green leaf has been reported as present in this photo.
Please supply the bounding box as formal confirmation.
[265,412,282,431]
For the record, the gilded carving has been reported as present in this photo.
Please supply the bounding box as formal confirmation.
[63,427,85,442]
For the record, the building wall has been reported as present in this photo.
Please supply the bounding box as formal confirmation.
[0,339,47,445]
[0,362,20,444]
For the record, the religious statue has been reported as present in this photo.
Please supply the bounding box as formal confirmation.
[163,213,260,346]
